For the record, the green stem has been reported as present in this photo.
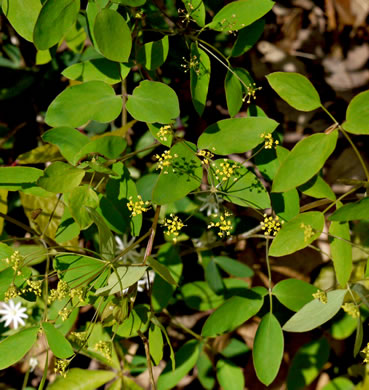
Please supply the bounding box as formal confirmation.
[321,104,369,182]
[265,238,273,313]
[143,206,161,266]
[322,184,361,214]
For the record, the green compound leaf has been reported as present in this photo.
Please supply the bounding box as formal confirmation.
[137,35,169,71]
[0,327,39,369]
[37,162,85,193]
[148,257,177,286]
[198,117,278,155]
[43,322,74,359]
[197,350,216,390]
[113,304,150,338]
[151,244,183,311]
[298,174,336,201]
[190,43,211,116]
[342,90,369,134]
[272,130,338,192]
[202,292,263,337]
[182,0,206,27]
[48,368,116,390]
[42,127,89,165]
[329,203,352,287]
[126,80,180,124]
[2,0,41,42]
[0,166,44,193]
[271,189,300,222]
[287,338,330,390]
[283,289,347,332]
[96,266,148,295]
[208,0,274,32]
[103,162,142,236]
[87,207,116,261]
[273,279,318,312]
[54,253,107,288]
[253,313,284,386]
[149,323,164,365]
[78,136,127,160]
[231,18,265,57]
[152,141,202,205]
[225,70,243,117]
[33,0,80,50]
[216,359,245,390]
[93,9,132,62]
[329,197,369,222]
[213,256,254,278]
[113,0,146,5]
[45,81,122,128]
[269,211,325,257]
[62,59,131,85]
[266,72,321,111]
[209,159,270,209]
[157,340,199,390]
[64,185,99,229]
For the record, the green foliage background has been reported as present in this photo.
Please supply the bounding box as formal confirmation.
[0,0,369,389]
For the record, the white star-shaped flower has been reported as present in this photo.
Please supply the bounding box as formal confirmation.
[0,300,28,329]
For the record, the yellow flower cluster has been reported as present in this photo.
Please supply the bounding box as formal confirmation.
[213,160,239,182]
[69,331,87,346]
[312,290,327,304]
[261,214,282,236]
[208,212,233,238]
[157,125,173,142]
[197,149,214,165]
[54,359,69,377]
[58,308,71,321]
[5,285,18,301]
[127,195,150,217]
[70,287,84,303]
[243,83,262,104]
[5,251,24,275]
[362,343,369,363]
[48,280,69,304]
[342,302,360,318]
[22,280,42,297]
[181,55,200,75]
[219,14,245,34]
[94,341,112,360]
[164,214,185,242]
[154,150,178,174]
[260,133,279,149]
[300,223,315,242]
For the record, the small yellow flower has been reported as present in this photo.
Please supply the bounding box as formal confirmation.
[154,150,178,174]
[208,212,233,238]
[260,133,279,149]
[127,195,150,217]
[70,287,85,303]
[261,214,283,236]
[58,308,71,321]
[362,343,369,363]
[5,285,19,301]
[157,125,173,142]
[69,331,87,346]
[342,302,360,318]
[22,280,42,296]
[243,83,262,104]
[94,341,112,360]
[163,214,185,242]
[197,149,214,165]
[181,55,200,74]
[5,251,24,274]
[213,159,239,182]
[48,280,70,304]
[312,289,327,304]
[54,359,69,377]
